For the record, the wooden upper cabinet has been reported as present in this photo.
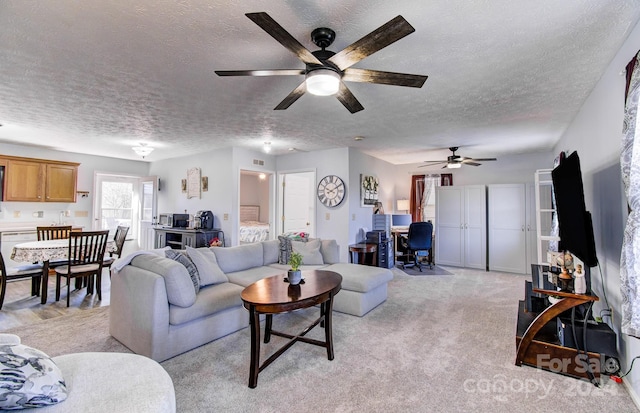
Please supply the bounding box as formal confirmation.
[2,155,79,202]
[45,163,78,202]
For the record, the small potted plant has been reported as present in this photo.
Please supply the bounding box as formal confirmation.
[288,251,303,285]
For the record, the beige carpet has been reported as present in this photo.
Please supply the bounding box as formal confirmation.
[5,267,638,413]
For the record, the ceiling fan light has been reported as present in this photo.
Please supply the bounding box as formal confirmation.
[132,143,154,158]
[306,69,340,96]
[447,162,461,169]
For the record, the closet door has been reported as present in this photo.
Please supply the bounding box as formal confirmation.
[435,187,464,266]
[464,185,487,269]
[488,184,527,274]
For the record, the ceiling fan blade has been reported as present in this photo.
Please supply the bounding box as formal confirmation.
[246,12,322,66]
[342,68,427,88]
[335,82,364,113]
[274,81,307,110]
[328,15,415,71]
[215,69,305,77]
[461,160,481,166]
[468,157,497,162]
[417,161,446,168]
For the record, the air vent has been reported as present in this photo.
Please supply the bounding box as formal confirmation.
[253,159,265,166]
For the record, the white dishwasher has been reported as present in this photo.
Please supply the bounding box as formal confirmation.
[1,231,37,269]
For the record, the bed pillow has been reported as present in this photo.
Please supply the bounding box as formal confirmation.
[165,250,200,294]
[291,239,324,265]
[0,343,68,410]
[185,246,228,286]
[278,232,309,265]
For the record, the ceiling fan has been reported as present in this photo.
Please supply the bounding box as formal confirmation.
[418,147,497,169]
[215,12,428,113]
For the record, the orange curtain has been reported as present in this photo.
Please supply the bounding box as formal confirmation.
[410,175,425,222]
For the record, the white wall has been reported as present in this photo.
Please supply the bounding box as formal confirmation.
[553,18,640,403]
[276,147,350,261]
[0,142,149,229]
[349,149,397,244]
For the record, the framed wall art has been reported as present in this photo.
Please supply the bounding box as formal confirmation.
[360,174,379,207]
[187,167,201,199]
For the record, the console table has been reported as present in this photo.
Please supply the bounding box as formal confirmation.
[153,227,224,249]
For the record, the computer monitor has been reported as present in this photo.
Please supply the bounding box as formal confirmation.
[392,214,412,227]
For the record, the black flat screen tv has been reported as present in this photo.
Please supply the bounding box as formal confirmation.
[551,151,598,268]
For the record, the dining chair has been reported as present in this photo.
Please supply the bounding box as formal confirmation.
[36,225,72,241]
[0,251,44,310]
[37,225,74,271]
[54,230,110,307]
[102,225,130,272]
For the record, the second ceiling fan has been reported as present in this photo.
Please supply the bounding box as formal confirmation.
[215,12,428,113]
[419,147,498,169]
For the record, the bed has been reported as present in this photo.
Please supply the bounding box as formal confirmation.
[239,205,270,243]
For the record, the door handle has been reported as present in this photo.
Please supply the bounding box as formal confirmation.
[521,226,525,232]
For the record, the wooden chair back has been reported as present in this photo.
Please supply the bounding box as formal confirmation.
[111,226,130,257]
[37,225,72,241]
[67,230,110,267]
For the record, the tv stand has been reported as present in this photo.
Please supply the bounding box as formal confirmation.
[516,288,603,382]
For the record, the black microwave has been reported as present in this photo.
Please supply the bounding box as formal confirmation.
[158,213,189,228]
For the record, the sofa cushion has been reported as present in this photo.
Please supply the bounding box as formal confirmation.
[131,254,196,308]
[277,232,309,264]
[225,266,284,288]
[212,243,264,273]
[169,282,244,325]
[185,246,228,286]
[262,240,280,265]
[323,263,393,293]
[0,343,68,409]
[165,250,200,294]
[292,239,323,265]
[320,239,340,264]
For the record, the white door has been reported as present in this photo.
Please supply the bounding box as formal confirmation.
[488,184,527,273]
[281,172,315,236]
[436,187,464,266]
[93,173,158,252]
[464,185,487,269]
[139,176,158,250]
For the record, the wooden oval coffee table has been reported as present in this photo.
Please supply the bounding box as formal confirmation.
[241,270,342,388]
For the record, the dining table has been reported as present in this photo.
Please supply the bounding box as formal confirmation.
[11,238,115,304]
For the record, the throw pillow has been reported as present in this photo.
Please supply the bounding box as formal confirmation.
[185,246,228,286]
[291,239,324,265]
[0,343,68,410]
[320,239,340,264]
[165,250,200,294]
[278,232,309,265]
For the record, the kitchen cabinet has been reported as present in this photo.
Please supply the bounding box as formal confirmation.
[1,155,79,202]
[435,185,487,269]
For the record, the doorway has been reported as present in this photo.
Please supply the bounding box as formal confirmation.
[239,170,273,244]
[278,171,315,237]
[93,173,158,251]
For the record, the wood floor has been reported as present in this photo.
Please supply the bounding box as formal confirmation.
[0,270,111,331]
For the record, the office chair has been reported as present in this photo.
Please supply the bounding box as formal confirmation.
[400,221,433,272]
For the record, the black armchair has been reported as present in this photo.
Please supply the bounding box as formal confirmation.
[399,221,433,271]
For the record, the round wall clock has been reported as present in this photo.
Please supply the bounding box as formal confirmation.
[317,175,346,208]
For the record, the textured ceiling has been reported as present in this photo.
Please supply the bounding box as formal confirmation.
[0,1,639,164]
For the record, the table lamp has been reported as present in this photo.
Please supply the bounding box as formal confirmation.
[397,199,410,214]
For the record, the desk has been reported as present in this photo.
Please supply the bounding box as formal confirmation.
[240,270,342,388]
[348,243,377,266]
[11,239,115,304]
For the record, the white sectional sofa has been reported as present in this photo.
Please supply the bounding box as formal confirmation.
[109,239,393,362]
